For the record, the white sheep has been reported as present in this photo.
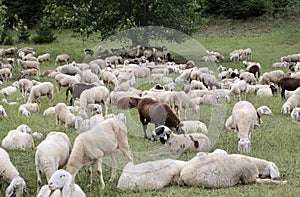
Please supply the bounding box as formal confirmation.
[178,149,284,188]
[177,120,208,134]
[1,124,34,150]
[17,78,33,100]
[200,72,222,90]
[27,82,54,105]
[54,73,81,92]
[55,103,76,128]
[37,53,50,66]
[35,132,72,186]
[79,86,110,115]
[0,104,8,118]
[239,71,256,84]
[117,159,187,190]
[258,70,285,84]
[101,70,118,88]
[81,69,101,84]
[20,60,40,71]
[0,85,18,97]
[256,87,273,97]
[152,125,211,154]
[190,80,208,90]
[43,106,56,116]
[18,103,40,116]
[190,94,219,105]
[74,114,105,132]
[281,93,300,114]
[55,54,70,66]
[290,107,300,121]
[42,169,86,197]
[56,63,83,76]
[66,118,133,188]
[226,79,247,103]
[0,147,26,197]
[0,68,12,82]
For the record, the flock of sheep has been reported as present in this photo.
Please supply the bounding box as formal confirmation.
[0,45,298,196]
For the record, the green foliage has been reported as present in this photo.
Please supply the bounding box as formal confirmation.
[32,23,56,44]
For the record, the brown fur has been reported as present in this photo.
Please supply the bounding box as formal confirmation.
[248,65,260,78]
[277,77,300,99]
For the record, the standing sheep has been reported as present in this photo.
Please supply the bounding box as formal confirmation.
[27,82,54,105]
[35,132,72,186]
[0,147,26,197]
[37,53,51,66]
[55,103,76,128]
[0,105,8,118]
[55,54,70,66]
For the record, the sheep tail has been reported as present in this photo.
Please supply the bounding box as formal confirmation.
[189,135,199,148]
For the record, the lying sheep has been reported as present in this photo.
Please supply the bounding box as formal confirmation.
[66,118,133,188]
[35,132,72,186]
[27,82,54,105]
[55,103,76,128]
[117,159,187,190]
[43,106,56,116]
[38,169,85,197]
[79,86,110,115]
[0,104,8,118]
[55,54,70,66]
[37,53,50,66]
[0,85,18,97]
[152,125,211,154]
[177,120,208,134]
[18,103,40,116]
[1,124,34,150]
[0,147,26,197]
[178,149,284,188]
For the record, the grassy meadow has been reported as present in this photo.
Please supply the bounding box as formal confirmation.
[0,17,300,196]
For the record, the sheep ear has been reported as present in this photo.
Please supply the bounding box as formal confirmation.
[5,179,16,197]
[62,172,73,196]
[268,162,280,179]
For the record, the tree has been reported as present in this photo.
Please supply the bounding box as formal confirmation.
[42,0,203,45]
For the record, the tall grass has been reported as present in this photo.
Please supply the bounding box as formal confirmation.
[0,18,300,196]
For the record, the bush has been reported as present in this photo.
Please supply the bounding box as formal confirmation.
[17,25,30,43]
[32,23,56,44]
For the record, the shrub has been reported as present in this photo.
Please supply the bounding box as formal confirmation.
[32,23,56,44]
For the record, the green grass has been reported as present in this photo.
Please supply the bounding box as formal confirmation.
[1,17,300,196]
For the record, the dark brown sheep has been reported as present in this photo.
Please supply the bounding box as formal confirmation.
[118,97,182,138]
[277,77,300,99]
[66,83,97,106]
[248,65,260,78]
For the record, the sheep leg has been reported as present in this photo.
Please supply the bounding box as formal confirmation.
[142,124,148,139]
[97,159,105,189]
[87,165,93,188]
[256,178,287,185]
[109,153,117,183]
[36,166,42,186]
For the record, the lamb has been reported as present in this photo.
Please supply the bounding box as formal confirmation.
[79,86,110,115]
[0,85,18,97]
[152,125,211,153]
[0,68,12,82]
[290,107,300,121]
[37,53,50,66]
[177,120,208,134]
[66,118,133,188]
[27,82,54,105]
[1,124,34,150]
[35,132,72,186]
[117,159,187,190]
[178,149,284,188]
[18,103,40,116]
[43,106,56,116]
[0,105,8,118]
[55,73,81,92]
[281,93,300,114]
[38,169,85,197]
[55,54,70,66]
[0,147,26,197]
[55,103,76,128]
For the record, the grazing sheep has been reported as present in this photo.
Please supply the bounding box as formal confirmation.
[0,147,26,197]
[66,83,96,106]
[152,125,211,153]
[190,80,208,91]
[55,73,81,92]
[37,53,51,65]
[79,86,110,115]
[101,70,118,88]
[178,149,284,188]
[0,68,12,82]
[200,73,222,90]
[1,124,34,150]
[226,79,247,102]
[239,71,256,84]
[258,70,285,85]
[18,103,40,116]
[66,118,133,188]
[55,54,70,66]
[20,60,40,71]
[0,104,8,118]
[290,107,300,121]
[35,132,72,186]
[56,63,83,76]
[118,97,181,138]
[117,159,187,190]
[27,82,54,105]
[42,169,85,197]
[55,103,76,128]
[17,78,33,100]
[281,93,300,114]
[277,77,300,99]
[177,120,208,134]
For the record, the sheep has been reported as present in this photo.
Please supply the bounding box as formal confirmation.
[101,70,118,88]
[190,94,219,105]
[190,80,208,91]
[258,70,285,85]
[55,54,70,66]
[43,106,56,116]
[37,53,50,65]
[152,125,211,153]
[200,73,222,90]
[23,53,37,61]
[1,124,34,150]
[66,83,97,106]
[277,77,300,99]
[174,68,192,83]
[18,103,40,116]
[56,63,83,76]
[281,93,300,114]
[290,107,300,121]
[0,85,18,97]
[272,61,288,68]
[177,120,208,134]
[66,118,133,188]
[117,159,187,190]
[74,114,105,132]
[35,132,72,186]
[178,149,284,188]
[55,73,81,92]
[81,69,101,84]
[226,79,247,102]
[0,105,8,118]
[0,147,26,197]
[0,68,12,82]
[118,97,182,138]
[256,87,274,97]
[239,71,256,84]
[110,90,140,106]
[20,60,40,71]
[17,78,33,100]
[55,103,76,128]
[27,82,54,105]
[242,48,252,60]
[79,86,110,115]
[39,169,85,197]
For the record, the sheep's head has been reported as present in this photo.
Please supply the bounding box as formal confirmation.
[152,125,171,144]
[18,124,32,134]
[48,170,74,197]
[238,138,251,153]
[5,176,26,197]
